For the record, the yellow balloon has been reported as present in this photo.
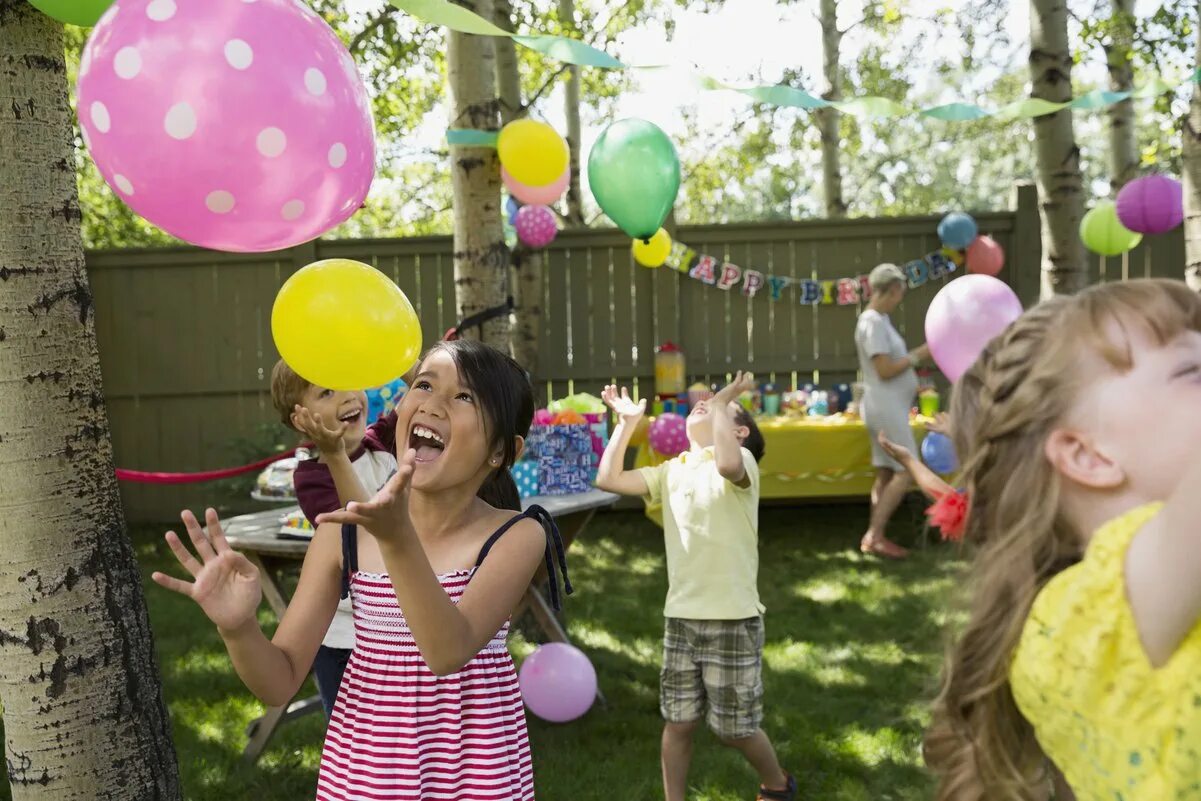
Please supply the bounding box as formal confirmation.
[272,259,423,391]
[497,119,569,187]
[632,228,672,268]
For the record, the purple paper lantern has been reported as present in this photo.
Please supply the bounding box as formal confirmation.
[1116,175,1183,235]
[515,205,558,248]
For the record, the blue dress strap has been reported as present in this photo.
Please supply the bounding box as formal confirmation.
[473,506,573,611]
[339,523,358,600]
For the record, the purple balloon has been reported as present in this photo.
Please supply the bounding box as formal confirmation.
[649,412,688,457]
[519,643,597,723]
[1116,175,1183,235]
[925,275,1024,383]
[77,0,375,253]
[515,205,558,248]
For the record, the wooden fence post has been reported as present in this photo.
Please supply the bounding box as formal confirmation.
[1010,182,1042,307]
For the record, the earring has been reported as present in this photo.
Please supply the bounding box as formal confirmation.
[491,458,501,466]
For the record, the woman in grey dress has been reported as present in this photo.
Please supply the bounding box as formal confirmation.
[853,264,929,559]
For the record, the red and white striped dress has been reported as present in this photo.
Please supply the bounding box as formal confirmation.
[315,508,570,801]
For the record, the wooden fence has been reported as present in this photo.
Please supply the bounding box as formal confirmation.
[87,184,1186,521]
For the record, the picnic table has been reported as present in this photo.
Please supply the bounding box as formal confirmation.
[219,489,619,762]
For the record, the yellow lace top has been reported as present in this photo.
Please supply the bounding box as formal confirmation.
[1010,503,1201,800]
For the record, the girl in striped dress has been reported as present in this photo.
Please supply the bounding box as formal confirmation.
[153,340,570,800]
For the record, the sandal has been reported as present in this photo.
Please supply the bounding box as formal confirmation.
[756,772,797,801]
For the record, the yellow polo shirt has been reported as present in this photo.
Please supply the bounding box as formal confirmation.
[639,447,764,620]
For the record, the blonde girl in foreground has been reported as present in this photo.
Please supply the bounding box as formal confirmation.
[924,279,1201,800]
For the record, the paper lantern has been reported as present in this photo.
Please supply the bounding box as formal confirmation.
[1080,202,1142,257]
[1116,175,1183,235]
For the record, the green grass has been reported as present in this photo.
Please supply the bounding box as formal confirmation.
[1,502,964,800]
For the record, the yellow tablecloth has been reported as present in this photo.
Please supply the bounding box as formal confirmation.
[634,414,931,526]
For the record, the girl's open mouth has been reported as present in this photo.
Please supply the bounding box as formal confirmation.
[338,409,363,426]
[409,424,447,463]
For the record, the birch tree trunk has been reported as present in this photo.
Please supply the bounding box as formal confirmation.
[558,0,585,227]
[0,4,181,797]
[1105,0,1138,194]
[447,0,510,348]
[493,0,542,375]
[1184,1,1201,291]
[1030,0,1088,297]
[816,0,846,218]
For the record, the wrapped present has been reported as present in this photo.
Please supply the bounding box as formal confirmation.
[528,424,593,495]
[583,412,609,462]
[510,460,540,499]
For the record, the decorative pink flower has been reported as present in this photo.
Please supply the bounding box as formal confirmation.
[926,489,969,542]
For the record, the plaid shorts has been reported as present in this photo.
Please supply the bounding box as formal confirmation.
[660,616,764,740]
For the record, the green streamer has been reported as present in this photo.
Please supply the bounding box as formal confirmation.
[393,0,1196,122]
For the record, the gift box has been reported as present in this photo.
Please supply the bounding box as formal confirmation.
[527,423,594,495]
[510,460,540,499]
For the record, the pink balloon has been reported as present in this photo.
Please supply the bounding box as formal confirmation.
[503,165,570,206]
[1116,174,1183,235]
[649,412,687,457]
[925,275,1024,383]
[77,0,375,253]
[965,235,1004,276]
[515,205,558,248]
[519,643,597,723]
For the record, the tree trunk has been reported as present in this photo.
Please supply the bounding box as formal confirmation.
[1029,0,1088,297]
[1184,1,1201,292]
[558,0,585,227]
[815,0,846,218]
[1105,0,1138,194]
[493,0,543,375]
[0,4,181,798]
[447,0,510,349]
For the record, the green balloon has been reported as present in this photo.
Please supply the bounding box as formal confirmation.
[1080,201,1142,257]
[588,119,680,241]
[27,0,114,27]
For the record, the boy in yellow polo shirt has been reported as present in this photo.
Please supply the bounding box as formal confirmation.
[597,372,796,801]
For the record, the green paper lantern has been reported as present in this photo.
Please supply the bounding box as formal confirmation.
[27,0,114,27]
[588,119,680,241]
[1080,201,1142,257]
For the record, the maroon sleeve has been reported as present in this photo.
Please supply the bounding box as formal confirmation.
[363,409,398,455]
[293,458,341,526]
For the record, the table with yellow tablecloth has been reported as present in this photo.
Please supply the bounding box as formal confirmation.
[633,414,932,526]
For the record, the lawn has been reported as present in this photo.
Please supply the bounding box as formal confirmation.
[1,501,965,800]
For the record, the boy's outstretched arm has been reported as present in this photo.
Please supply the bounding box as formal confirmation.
[595,385,650,496]
[711,371,755,487]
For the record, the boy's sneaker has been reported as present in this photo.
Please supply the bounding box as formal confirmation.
[756,772,797,801]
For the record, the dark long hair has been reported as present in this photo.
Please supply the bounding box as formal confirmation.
[422,340,533,511]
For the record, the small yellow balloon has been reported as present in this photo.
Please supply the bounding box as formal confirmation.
[632,228,672,268]
[497,119,569,188]
[272,259,422,391]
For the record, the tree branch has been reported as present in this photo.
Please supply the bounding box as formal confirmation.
[349,8,397,53]
[519,64,570,113]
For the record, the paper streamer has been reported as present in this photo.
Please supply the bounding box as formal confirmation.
[392,0,1196,121]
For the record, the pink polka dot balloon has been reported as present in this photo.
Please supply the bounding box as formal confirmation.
[649,413,688,457]
[515,205,558,248]
[77,0,375,253]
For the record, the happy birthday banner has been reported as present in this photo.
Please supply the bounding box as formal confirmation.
[661,241,958,305]
[393,0,1196,123]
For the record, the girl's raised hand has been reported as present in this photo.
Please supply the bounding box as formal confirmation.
[602,384,646,425]
[292,404,348,457]
[317,448,417,544]
[878,430,913,464]
[151,509,262,633]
